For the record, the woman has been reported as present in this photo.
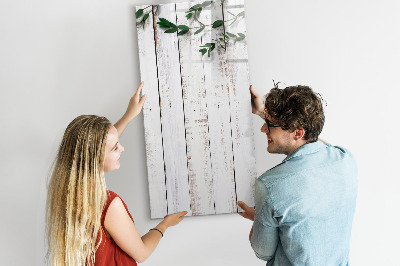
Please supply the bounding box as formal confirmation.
[46,82,187,266]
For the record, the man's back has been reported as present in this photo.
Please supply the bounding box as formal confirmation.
[251,141,358,266]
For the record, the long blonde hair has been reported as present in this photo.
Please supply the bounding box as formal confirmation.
[46,115,111,266]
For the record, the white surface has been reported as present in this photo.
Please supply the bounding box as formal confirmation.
[1,0,399,265]
[137,7,168,219]
[137,0,256,218]
[153,3,192,216]
[176,2,216,216]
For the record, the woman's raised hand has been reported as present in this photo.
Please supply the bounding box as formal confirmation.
[114,82,147,137]
[124,81,147,121]
[249,85,265,119]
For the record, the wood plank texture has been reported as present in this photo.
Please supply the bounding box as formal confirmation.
[136,0,256,218]
[204,3,237,214]
[176,2,216,216]
[223,0,257,211]
[136,6,167,219]
[154,4,191,215]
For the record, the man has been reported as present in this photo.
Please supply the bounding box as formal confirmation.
[238,85,357,266]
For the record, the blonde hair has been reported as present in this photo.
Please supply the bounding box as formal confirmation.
[46,115,111,266]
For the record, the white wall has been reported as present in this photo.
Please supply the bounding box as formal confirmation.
[1,0,399,265]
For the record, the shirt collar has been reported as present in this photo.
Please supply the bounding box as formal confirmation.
[283,141,327,163]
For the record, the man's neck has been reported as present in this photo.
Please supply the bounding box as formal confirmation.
[286,140,307,155]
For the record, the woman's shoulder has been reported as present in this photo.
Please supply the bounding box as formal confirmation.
[106,190,128,206]
[105,190,134,222]
[107,190,119,201]
[102,190,122,224]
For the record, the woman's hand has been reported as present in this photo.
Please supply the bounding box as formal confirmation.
[249,85,265,119]
[124,81,147,121]
[162,211,188,228]
[152,211,187,237]
[114,82,147,137]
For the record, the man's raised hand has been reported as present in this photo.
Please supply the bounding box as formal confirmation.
[249,85,265,119]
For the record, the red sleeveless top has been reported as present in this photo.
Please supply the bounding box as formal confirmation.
[94,190,138,266]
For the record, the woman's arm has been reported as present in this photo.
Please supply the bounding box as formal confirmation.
[104,197,186,263]
[114,82,147,137]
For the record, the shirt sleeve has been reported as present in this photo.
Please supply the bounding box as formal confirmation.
[250,178,279,261]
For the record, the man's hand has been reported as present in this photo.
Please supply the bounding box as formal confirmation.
[249,85,265,119]
[238,201,255,221]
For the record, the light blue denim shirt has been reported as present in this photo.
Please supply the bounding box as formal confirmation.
[250,141,357,266]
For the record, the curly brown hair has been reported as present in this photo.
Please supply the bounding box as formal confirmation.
[264,85,325,143]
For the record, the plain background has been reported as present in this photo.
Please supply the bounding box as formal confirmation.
[1,0,399,265]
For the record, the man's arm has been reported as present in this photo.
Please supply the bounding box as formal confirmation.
[238,201,255,240]
[249,179,279,261]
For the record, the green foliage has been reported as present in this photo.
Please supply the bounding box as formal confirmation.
[136,6,156,29]
[194,26,205,35]
[212,20,223,28]
[177,25,189,30]
[186,4,203,22]
[199,48,207,55]
[178,29,189,35]
[136,9,143,18]
[157,18,190,35]
[185,13,193,19]
[143,0,246,57]
[143,14,149,23]
[235,33,245,42]
[203,31,246,56]
[165,28,178,33]
[158,18,176,28]
[202,1,213,7]
[199,42,216,57]
[227,10,245,25]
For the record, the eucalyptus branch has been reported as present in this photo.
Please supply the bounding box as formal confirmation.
[136,5,158,28]
[199,32,246,57]
[157,15,241,36]
[138,0,246,57]
[190,16,237,30]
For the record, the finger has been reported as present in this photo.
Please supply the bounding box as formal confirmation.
[238,201,249,210]
[172,211,187,217]
[179,211,188,216]
[139,94,147,106]
[249,85,258,98]
[135,81,144,95]
[238,212,247,218]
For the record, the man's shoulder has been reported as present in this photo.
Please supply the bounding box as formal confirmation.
[258,163,293,188]
[258,144,357,188]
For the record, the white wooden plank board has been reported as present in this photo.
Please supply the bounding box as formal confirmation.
[176,2,215,216]
[154,4,191,215]
[204,3,237,214]
[137,0,257,218]
[224,0,257,211]
[136,6,167,219]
